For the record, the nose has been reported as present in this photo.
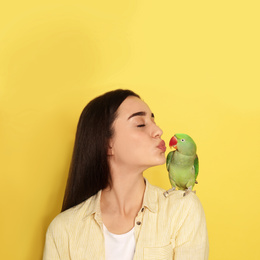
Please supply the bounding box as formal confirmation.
[152,123,163,138]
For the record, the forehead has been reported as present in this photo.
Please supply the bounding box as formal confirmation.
[117,96,151,118]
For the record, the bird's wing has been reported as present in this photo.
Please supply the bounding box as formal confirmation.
[194,155,199,180]
[166,151,174,171]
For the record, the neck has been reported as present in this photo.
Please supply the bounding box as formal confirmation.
[101,165,146,216]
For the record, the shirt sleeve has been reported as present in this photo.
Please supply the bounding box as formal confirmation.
[42,221,62,260]
[173,193,209,260]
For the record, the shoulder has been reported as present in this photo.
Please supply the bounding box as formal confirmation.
[168,191,204,208]
[166,190,205,216]
[148,181,205,218]
[147,180,201,205]
[165,191,207,234]
[46,193,100,235]
[46,203,83,236]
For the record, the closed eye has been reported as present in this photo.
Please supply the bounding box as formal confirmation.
[137,124,146,127]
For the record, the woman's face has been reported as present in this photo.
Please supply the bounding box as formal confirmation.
[108,96,166,171]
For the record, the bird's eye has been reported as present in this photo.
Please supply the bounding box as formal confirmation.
[181,139,185,142]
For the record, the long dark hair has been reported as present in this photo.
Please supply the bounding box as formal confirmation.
[61,89,140,212]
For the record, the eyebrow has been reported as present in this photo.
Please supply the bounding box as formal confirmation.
[127,111,154,120]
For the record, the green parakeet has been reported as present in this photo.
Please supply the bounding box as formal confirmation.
[163,133,199,197]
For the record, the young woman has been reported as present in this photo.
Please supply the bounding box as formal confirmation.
[43,89,209,260]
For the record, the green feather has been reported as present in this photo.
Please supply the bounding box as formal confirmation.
[166,151,174,171]
[194,155,199,180]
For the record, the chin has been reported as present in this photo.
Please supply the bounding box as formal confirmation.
[158,158,166,165]
[152,156,166,166]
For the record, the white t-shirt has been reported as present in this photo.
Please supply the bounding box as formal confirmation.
[103,224,136,260]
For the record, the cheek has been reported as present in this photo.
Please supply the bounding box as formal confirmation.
[112,132,135,155]
[113,132,145,157]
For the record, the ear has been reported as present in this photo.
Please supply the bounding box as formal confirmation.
[107,140,114,156]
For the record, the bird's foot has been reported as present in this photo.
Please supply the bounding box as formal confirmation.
[183,187,195,197]
[163,187,176,198]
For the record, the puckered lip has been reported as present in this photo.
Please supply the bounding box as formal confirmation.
[157,140,166,152]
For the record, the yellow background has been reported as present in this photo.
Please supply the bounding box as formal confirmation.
[1,0,259,259]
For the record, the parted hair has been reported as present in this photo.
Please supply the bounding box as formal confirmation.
[61,89,140,212]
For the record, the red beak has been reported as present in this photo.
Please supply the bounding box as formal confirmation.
[169,136,178,149]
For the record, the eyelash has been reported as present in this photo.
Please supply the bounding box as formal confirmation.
[137,124,146,127]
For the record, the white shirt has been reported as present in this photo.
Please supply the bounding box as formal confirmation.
[103,224,136,260]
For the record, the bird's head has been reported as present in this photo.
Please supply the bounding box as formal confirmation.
[169,133,197,156]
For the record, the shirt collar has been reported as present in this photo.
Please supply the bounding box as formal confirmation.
[83,190,102,218]
[142,178,158,213]
[83,177,158,218]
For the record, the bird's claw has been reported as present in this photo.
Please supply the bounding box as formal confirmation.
[163,191,170,197]
[183,188,196,197]
[163,187,176,198]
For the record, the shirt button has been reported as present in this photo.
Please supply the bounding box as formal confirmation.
[136,221,142,225]
[141,208,144,212]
